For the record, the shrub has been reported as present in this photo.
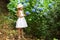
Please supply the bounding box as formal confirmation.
[7,0,58,39]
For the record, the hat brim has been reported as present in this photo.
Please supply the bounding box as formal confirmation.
[17,3,23,8]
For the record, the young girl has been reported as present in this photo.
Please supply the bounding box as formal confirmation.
[16,3,28,40]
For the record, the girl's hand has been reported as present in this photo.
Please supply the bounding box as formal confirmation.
[24,14,26,16]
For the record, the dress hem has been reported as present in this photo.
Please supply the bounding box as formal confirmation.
[16,26,28,28]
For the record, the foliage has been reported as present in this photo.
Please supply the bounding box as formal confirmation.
[7,0,58,39]
[0,15,15,29]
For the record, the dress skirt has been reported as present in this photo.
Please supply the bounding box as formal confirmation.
[16,17,28,28]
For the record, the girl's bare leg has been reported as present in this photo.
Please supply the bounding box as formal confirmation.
[21,29,26,40]
[17,28,21,39]
[17,28,26,40]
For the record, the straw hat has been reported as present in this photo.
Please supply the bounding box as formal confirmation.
[17,3,23,8]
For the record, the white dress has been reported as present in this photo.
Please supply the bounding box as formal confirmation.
[16,11,28,28]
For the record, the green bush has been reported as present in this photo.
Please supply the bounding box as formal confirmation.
[7,0,59,39]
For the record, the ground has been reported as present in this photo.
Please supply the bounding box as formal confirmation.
[0,28,37,40]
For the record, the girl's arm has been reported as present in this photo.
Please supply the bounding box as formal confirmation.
[17,11,24,18]
[23,10,26,16]
[16,11,19,17]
